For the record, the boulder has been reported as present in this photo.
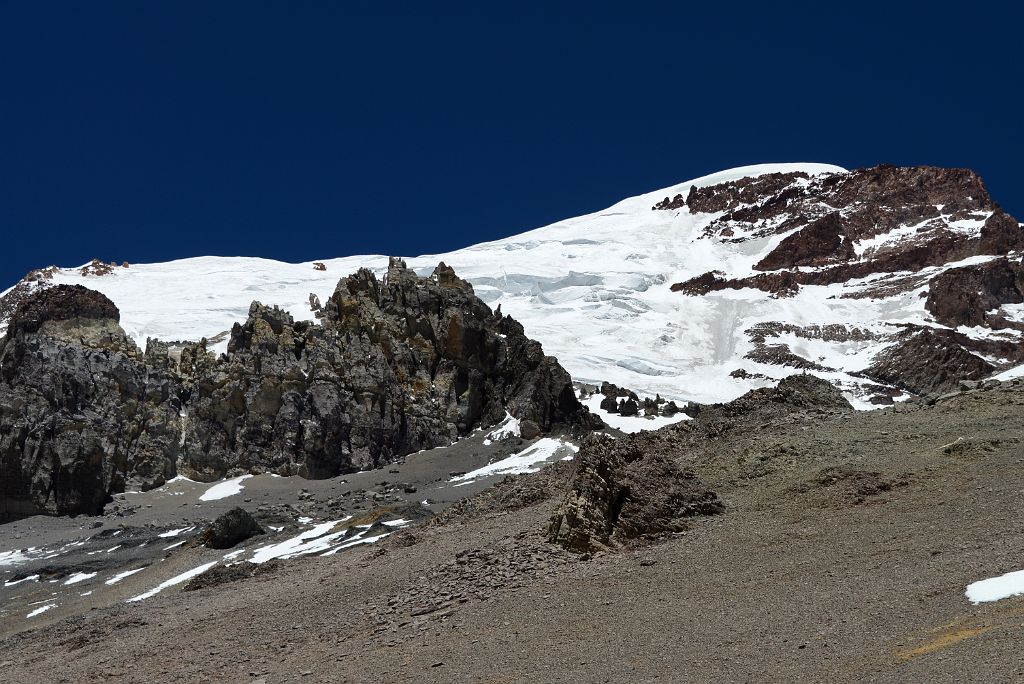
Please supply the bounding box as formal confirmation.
[519,420,542,440]
[618,398,639,416]
[201,507,265,549]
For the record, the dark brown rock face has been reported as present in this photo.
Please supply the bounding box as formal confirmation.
[682,171,810,215]
[925,257,1024,328]
[754,213,855,271]
[548,432,724,552]
[0,260,599,521]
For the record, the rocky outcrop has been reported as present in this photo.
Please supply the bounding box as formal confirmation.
[0,261,599,521]
[0,287,182,522]
[201,507,265,549]
[862,327,996,395]
[685,374,853,435]
[680,171,811,215]
[737,373,853,411]
[680,165,995,245]
[548,433,724,552]
[925,257,1024,328]
[753,213,855,271]
[178,258,597,480]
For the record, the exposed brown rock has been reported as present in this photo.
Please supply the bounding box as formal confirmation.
[754,213,854,271]
[925,257,1024,327]
[79,258,119,276]
[744,343,831,371]
[681,171,810,214]
[671,166,1019,298]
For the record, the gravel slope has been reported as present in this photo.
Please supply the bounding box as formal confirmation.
[3,381,1024,682]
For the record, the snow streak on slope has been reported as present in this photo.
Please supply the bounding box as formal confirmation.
[8,162,1014,408]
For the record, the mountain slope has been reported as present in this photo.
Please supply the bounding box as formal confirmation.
[3,162,1022,408]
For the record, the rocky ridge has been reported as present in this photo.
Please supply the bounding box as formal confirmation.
[0,259,597,521]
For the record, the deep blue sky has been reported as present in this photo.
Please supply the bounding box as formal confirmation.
[2,2,1022,287]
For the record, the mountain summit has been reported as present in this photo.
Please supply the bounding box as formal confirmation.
[3,163,1022,409]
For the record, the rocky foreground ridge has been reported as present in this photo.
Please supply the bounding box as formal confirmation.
[0,258,598,521]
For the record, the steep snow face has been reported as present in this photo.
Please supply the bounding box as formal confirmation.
[4,162,1019,408]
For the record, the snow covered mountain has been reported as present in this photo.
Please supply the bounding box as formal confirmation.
[4,162,1023,409]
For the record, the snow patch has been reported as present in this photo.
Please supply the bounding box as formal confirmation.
[26,603,57,618]
[0,549,33,567]
[451,438,578,484]
[249,520,348,564]
[105,567,147,585]
[320,531,391,556]
[994,364,1024,382]
[199,475,251,502]
[483,412,521,445]
[4,574,39,587]
[63,572,97,586]
[966,568,1024,604]
[127,562,218,602]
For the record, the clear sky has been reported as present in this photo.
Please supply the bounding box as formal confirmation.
[2,2,1021,287]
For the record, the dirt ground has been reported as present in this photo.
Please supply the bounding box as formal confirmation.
[2,382,1024,683]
